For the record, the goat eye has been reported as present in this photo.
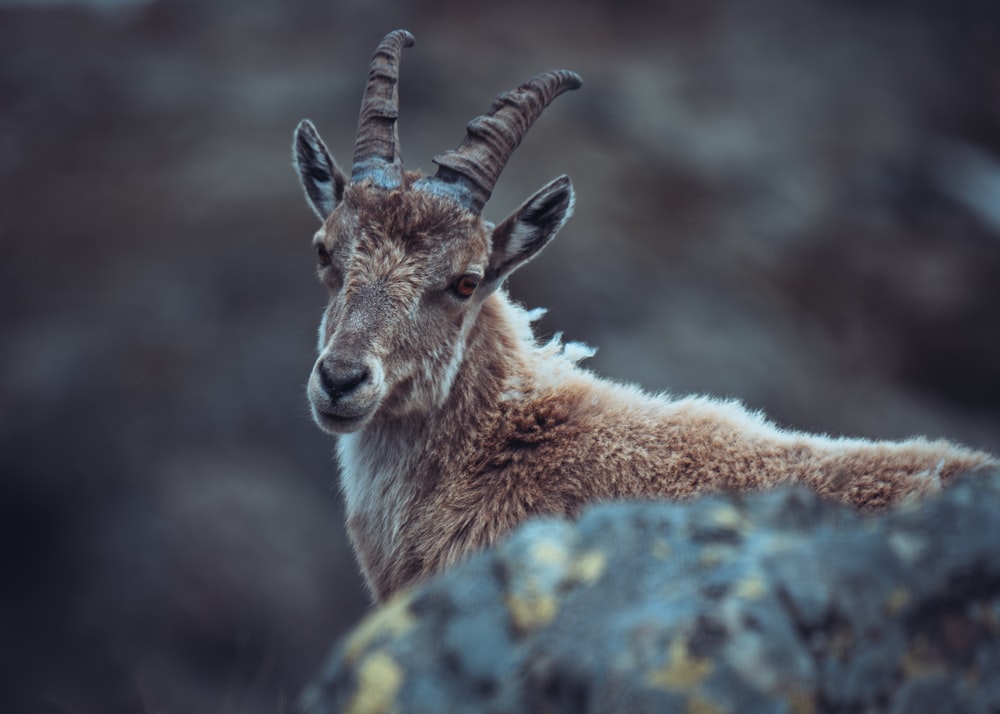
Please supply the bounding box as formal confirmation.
[453,274,479,298]
[316,244,331,267]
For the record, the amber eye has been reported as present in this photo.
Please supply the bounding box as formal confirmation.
[453,274,480,298]
[316,244,331,267]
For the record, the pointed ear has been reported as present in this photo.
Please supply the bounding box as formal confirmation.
[487,175,575,282]
[293,119,347,221]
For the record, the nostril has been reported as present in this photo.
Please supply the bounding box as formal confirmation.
[318,360,370,399]
[339,367,369,393]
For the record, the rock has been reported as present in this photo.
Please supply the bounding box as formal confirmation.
[300,471,1000,713]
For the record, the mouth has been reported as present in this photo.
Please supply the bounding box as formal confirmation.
[307,379,380,434]
[311,404,373,434]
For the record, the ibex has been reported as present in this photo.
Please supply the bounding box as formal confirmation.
[292,30,998,601]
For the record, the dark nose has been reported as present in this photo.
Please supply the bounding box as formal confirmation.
[318,358,370,400]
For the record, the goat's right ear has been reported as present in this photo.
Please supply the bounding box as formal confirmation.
[293,119,347,221]
[487,175,575,283]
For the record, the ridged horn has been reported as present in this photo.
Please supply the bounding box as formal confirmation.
[351,29,415,186]
[429,69,582,213]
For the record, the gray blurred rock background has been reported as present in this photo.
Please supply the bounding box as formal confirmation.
[1,0,998,711]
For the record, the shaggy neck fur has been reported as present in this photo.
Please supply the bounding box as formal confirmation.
[337,290,532,599]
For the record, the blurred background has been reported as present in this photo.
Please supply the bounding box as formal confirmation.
[2,0,998,711]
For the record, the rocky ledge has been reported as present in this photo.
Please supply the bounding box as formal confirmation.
[301,472,1000,713]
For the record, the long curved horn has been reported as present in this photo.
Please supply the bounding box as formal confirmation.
[351,29,415,186]
[428,70,582,213]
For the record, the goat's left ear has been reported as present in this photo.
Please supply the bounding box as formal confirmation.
[487,175,575,283]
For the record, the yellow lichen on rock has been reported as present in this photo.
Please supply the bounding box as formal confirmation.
[734,574,766,600]
[646,637,714,692]
[530,538,570,567]
[699,545,735,567]
[567,548,607,585]
[345,650,404,714]
[709,504,744,529]
[344,592,416,664]
[503,530,579,633]
[507,592,559,633]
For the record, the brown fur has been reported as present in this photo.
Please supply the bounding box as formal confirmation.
[336,284,996,600]
[293,65,998,603]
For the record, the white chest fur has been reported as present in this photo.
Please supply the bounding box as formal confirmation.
[337,429,419,545]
